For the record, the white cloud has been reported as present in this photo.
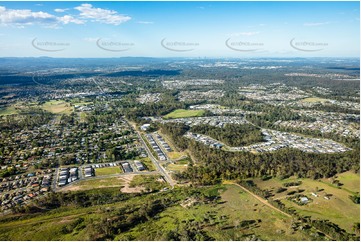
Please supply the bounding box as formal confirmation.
[0,6,57,26]
[0,4,130,28]
[231,32,260,37]
[74,3,131,25]
[0,6,84,27]
[137,21,154,24]
[58,15,85,25]
[303,22,330,26]
[54,8,69,13]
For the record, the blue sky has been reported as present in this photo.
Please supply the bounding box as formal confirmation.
[0,1,359,58]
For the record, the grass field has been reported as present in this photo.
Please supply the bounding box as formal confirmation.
[167,151,187,160]
[139,157,156,171]
[61,177,124,191]
[163,109,205,119]
[254,175,360,233]
[115,184,312,241]
[0,106,18,116]
[329,171,360,193]
[0,185,319,241]
[41,100,73,114]
[79,112,88,122]
[166,163,188,172]
[166,158,190,172]
[95,167,122,176]
[301,97,330,103]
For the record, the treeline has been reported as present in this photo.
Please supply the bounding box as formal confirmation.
[19,188,136,212]
[246,106,314,126]
[124,93,185,122]
[159,123,359,184]
[160,123,190,150]
[183,142,359,184]
[0,109,53,132]
[349,193,360,204]
[190,124,264,147]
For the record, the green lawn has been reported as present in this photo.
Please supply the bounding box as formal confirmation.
[163,109,205,119]
[95,167,122,176]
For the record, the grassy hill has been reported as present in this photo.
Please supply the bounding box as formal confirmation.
[0,185,319,241]
[253,173,360,234]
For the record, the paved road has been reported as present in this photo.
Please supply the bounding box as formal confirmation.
[51,167,59,191]
[151,132,171,162]
[136,131,176,187]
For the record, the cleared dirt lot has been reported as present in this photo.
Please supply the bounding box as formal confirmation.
[59,174,145,193]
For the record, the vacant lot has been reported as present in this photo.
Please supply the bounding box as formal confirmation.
[166,158,190,172]
[61,177,124,191]
[254,176,360,233]
[167,151,187,160]
[95,167,122,176]
[139,157,156,171]
[41,100,73,114]
[166,163,188,172]
[164,109,205,119]
[129,175,166,192]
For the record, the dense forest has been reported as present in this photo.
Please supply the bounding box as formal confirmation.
[190,124,264,147]
[160,123,359,185]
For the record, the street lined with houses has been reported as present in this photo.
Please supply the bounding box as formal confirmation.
[185,129,351,154]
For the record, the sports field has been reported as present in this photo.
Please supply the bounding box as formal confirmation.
[301,97,330,103]
[163,109,205,119]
